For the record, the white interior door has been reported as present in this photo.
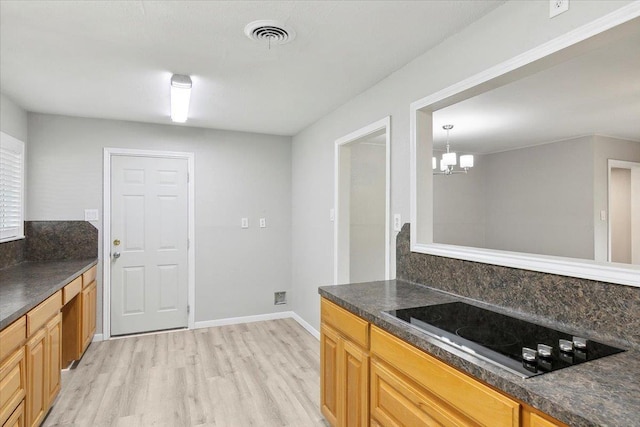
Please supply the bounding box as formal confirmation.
[110,155,189,336]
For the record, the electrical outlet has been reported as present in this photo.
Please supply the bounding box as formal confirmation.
[241,218,249,228]
[549,0,569,18]
[393,214,402,232]
[84,209,99,221]
[259,218,266,228]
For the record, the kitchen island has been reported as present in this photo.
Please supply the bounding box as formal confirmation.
[319,280,639,427]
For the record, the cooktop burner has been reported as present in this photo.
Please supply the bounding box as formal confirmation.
[385,302,625,378]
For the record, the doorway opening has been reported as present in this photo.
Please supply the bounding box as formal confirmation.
[608,159,640,264]
[103,148,195,339]
[334,117,391,284]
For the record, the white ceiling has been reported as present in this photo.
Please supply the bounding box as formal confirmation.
[433,17,640,154]
[0,0,504,136]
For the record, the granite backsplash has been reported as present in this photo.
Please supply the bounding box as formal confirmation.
[396,224,640,350]
[0,221,98,269]
[0,238,25,269]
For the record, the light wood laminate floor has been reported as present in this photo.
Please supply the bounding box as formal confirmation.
[44,319,328,427]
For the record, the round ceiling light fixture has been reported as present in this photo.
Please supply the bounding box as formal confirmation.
[244,20,296,46]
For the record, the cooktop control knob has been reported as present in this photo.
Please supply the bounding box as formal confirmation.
[522,347,537,362]
[537,344,553,358]
[573,336,588,349]
[559,339,574,353]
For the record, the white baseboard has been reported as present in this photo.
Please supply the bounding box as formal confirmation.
[92,334,104,342]
[194,311,320,340]
[291,312,320,340]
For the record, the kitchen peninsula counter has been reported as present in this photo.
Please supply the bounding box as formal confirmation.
[319,280,640,427]
[0,258,98,330]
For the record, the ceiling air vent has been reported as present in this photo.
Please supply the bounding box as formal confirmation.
[244,20,296,46]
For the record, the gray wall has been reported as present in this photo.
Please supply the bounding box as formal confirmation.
[484,137,594,259]
[349,142,386,283]
[434,136,640,261]
[27,113,292,333]
[433,150,487,248]
[593,135,640,261]
[611,168,631,263]
[0,93,28,141]
[291,1,633,331]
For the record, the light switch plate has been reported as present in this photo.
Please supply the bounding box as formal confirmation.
[241,218,249,228]
[329,209,335,222]
[84,209,99,221]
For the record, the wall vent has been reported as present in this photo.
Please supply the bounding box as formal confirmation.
[274,291,287,305]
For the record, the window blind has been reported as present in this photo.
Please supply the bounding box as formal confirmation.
[0,131,25,242]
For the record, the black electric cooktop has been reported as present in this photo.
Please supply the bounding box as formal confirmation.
[385,302,625,378]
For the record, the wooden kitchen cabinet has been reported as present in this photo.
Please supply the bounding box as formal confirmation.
[3,401,25,427]
[79,265,97,356]
[25,290,62,427]
[0,345,26,426]
[319,298,568,427]
[371,325,519,427]
[2,264,95,427]
[62,266,97,367]
[25,328,46,427]
[45,313,62,408]
[521,407,566,427]
[80,279,97,354]
[320,298,369,427]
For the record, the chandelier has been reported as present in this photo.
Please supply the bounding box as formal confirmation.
[433,125,474,175]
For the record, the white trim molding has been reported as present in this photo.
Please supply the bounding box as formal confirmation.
[410,4,640,288]
[334,116,392,285]
[194,311,320,340]
[102,147,196,340]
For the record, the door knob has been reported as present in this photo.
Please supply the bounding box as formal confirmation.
[113,252,121,259]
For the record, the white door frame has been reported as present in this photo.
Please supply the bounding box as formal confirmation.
[334,116,391,284]
[607,159,640,263]
[103,147,195,340]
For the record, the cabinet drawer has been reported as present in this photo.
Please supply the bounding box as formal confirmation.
[371,326,520,427]
[523,406,567,427]
[3,400,24,427]
[0,347,26,426]
[26,291,62,337]
[321,298,369,348]
[371,358,474,427]
[0,317,26,361]
[82,265,97,288]
[63,276,83,305]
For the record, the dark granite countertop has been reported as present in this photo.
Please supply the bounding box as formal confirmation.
[319,280,640,427]
[0,258,98,330]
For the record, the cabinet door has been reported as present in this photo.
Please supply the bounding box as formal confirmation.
[46,312,62,407]
[342,339,368,427]
[81,281,97,353]
[321,324,340,427]
[26,328,47,427]
[0,347,26,426]
[88,282,97,338]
